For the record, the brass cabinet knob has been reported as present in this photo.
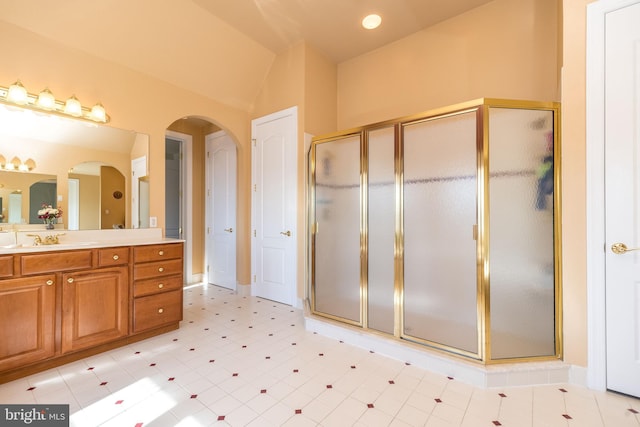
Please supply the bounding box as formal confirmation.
[158,250,164,256]
[46,280,54,286]
[158,267,164,272]
[113,254,119,260]
[158,283,164,289]
[67,278,74,283]
[158,308,164,314]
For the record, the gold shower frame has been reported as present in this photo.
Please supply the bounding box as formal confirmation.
[308,98,562,364]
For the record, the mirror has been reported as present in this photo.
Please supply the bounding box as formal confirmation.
[0,103,149,229]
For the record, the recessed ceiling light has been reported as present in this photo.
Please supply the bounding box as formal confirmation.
[362,14,382,30]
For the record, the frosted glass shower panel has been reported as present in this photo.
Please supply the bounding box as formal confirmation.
[367,126,396,334]
[402,111,479,354]
[313,135,362,322]
[488,107,556,359]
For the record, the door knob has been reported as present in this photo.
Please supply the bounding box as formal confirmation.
[224,228,233,233]
[280,230,291,237]
[611,242,640,254]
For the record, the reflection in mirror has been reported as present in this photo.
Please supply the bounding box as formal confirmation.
[0,103,149,229]
[0,172,57,224]
[68,162,126,230]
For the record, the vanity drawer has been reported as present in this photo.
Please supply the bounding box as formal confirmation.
[133,258,182,280]
[133,290,182,332]
[0,256,14,278]
[134,275,182,297]
[98,247,129,267]
[133,244,182,263]
[20,250,93,275]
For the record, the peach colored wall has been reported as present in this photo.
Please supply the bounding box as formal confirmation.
[0,20,254,285]
[337,0,560,129]
[560,0,593,368]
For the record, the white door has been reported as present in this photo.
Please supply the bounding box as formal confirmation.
[131,156,147,229]
[251,107,298,305]
[604,1,640,398]
[206,131,237,290]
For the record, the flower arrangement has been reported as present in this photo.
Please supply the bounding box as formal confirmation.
[38,204,62,228]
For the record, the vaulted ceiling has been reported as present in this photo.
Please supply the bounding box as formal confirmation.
[0,0,494,110]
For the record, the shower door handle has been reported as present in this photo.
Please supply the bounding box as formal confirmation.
[611,242,640,254]
[280,230,291,237]
[224,228,233,233]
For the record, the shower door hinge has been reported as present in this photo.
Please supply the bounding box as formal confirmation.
[253,229,256,237]
[252,138,256,147]
[253,275,256,282]
[254,184,257,192]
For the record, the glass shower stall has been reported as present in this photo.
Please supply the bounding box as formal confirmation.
[309,98,561,363]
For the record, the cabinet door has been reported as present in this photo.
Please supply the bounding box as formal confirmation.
[61,266,128,353]
[0,275,56,371]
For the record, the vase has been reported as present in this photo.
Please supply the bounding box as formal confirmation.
[45,222,54,230]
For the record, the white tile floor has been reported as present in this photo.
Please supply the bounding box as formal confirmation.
[1,283,639,426]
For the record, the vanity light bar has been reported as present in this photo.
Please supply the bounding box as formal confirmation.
[0,80,110,123]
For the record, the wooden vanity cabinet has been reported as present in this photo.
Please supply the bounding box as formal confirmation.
[0,275,56,372]
[132,243,184,333]
[61,266,129,353]
[0,242,183,383]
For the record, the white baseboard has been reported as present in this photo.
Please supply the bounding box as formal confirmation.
[304,309,578,389]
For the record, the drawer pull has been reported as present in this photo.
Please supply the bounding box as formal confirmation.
[158,308,164,314]
[46,280,54,286]
[113,254,119,260]
[67,278,74,284]
[158,250,164,256]
[158,283,164,289]
[158,267,164,272]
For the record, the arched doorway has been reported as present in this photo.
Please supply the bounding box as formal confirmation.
[165,117,238,288]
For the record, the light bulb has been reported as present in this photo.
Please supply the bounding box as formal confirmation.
[64,95,82,117]
[7,80,28,104]
[90,103,106,122]
[362,14,382,30]
[37,88,56,110]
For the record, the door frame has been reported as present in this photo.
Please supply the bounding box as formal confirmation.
[585,0,640,391]
[165,130,193,284]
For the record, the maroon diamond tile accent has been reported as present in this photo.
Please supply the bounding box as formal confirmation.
[293,369,299,373]
[135,351,140,354]
[189,348,195,351]
[295,409,302,414]
[115,400,124,405]
[232,373,238,377]
[405,362,411,365]
[435,398,442,403]
[388,380,395,384]
[499,393,507,397]
[628,408,639,414]
[369,350,375,353]
[326,385,333,389]
[492,421,502,426]
[268,333,273,336]
[447,376,454,380]
[351,365,356,369]
[204,328,209,331]
[367,403,374,409]
[261,389,267,394]
[562,414,572,419]
[249,326,253,328]
[87,367,95,370]
[173,338,178,341]
[265,356,271,359]
[190,394,197,399]
[217,416,225,421]
[27,387,36,391]
[319,353,324,356]
[168,377,175,381]
[209,360,215,363]
[291,343,297,346]
[339,340,344,343]
[559,388,568,393]
[100,382,108,386]
[149,363,156,367]
[242,345,247,348]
